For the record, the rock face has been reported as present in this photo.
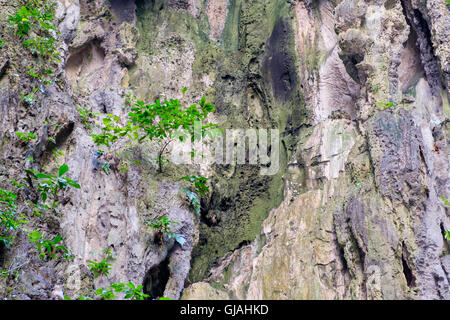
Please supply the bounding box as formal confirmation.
[0,0,448,300]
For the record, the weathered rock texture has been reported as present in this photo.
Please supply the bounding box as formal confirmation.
[0,0,448,300]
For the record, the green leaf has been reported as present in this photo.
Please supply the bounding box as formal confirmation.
[66,180,81,189]
[28,230,42,242]
[59,164,69,177]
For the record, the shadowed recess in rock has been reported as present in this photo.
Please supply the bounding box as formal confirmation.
[143,256,171,299]
[109,0,136,24]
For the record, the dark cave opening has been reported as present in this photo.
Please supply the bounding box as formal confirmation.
[338,245,349,273]
[109,0,136,24]
[143,256,171,299]
[401,244,416,288]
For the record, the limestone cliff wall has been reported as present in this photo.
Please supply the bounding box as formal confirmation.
[0,0,448,300]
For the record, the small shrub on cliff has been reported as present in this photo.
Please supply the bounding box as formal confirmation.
[8,2,57,37]
[180,175,209,196]
[26,164,80,209]
[0,189,28,245]
[90,95,220,173]
[23,36,60,62]
[15,131,37,143]
[129,97,218,172]
[146,216,186,246]
[90,114,135,148]
[8,6,34,37]
[9,1,60,106]
[88,249,113,278]
[182,187,201,215]
[378,102,395,110]
[95,282,149,300]
[27,231,73,261]
[76,105,98,130]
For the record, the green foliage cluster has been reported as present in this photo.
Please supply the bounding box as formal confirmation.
[95,282,149,300]
[15,131,37,143]
[90,113,136,148]
[0,163,80,264]
[63,250,150,300]
[180,175,209,196]
[146,216,186,246]
[90,95,220,173]
[87,249,113,278]
[64,281,150,300]
[0,189,27,245]
[27,231,73,261]
[180,175,209,216]
[26,164,81,209]
[7,1,60,105]
[76,106,98,130]
[88,91,217,216]
[378,102,395,110]
[8,2,57,46]
[101,162,111,175]
[183,188,201,215]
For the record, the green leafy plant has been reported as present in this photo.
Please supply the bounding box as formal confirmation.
[441,196,450,206]
[90,114,136,148]
[15,131,37,143]
[23,36,59,61]
[0,189,28,245]
[87,249,112,278]
[22,93,36,106]
[0,39,4,49]
[378,102,395,110]
[26,164,81,209]
[26,65,54,86]
[111,282,149,300]
[180,175,209,196]
[101,162,111,175]
[95,282,149,300]
[8,2,57,37]
[146,216,186,246]
[128,97,218,172]
[445,230,450,241]
[64,295,94,300]
[27,231,72,261]
[183,187,201,215]
[76,105,97,130]
[51,147,64,160]
[91,96,220,173]
[8,6,34,37]
[9,1,60,106]
[88,258,112,278]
